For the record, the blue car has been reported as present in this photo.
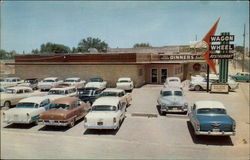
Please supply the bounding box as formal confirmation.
[231,72,250,82]
[188,101,236,136]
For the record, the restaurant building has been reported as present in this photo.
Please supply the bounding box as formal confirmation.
[10,50,207,87]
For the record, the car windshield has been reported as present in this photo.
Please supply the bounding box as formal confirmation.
[169,79,179,82]
[162,91,172,96]
[118,80,129,83]
[197,108,226,114]
[90,78,102,82]
[16,103,39,108]
[64,80,76,82]
[5,89,15,94]
[43,80,55,82]
[48,90,65,95]
[174,91,183,96]
[92,105,116,111]
[101,92,118,97]
[50,104,69,110]
[78,90,93,96]
[4,79,13,82]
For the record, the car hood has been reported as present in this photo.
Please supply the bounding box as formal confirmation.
[196,114,234,124]
[160,96,186,104]
[40,110,70,120]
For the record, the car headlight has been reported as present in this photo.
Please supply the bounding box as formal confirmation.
[113,117,116,123]
[196,121,200,131]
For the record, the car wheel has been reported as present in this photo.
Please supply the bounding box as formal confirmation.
[69,119,75,128]
[194,85,201,91]
[3,101,11,110]
[160,110,166,116]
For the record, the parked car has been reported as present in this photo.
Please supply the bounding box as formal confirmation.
[48,86,77,97]
[77,87,102,105]
[85,78,107,90]
[37,77,63,91]
[0,86,46,109]
[84,97,126,130]
[63,77,86,88]
[164,77,182,89]
[2,96,51,124]
[0,87,5,93]
[38,97,90,127]
[100,88,132,107]
[230,72,250,82]
[116,77,134,92]
[188,101,236,136]
[18,78,39,90]
[157,87,188,115]
[189,76,239,91]
[0,77,23,88]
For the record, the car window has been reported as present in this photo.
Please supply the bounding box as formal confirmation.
[16,89,24,94]
[5,89,15,94]
[174,91,183,96]
[92,105,116,111]
[13,79,17,82]
[118,92,125,97]
[162,91,172,96]
[40,99,50,107]
[50,104,69,110]
[101,92,118,97]
[48,90,64,95]
[197,108,226,114]
[24,89,31,93]
[16,102,39,108]
[65,90,69,94]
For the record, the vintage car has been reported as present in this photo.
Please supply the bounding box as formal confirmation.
[189,76,239,91]
[157,87,188,115]
[116,77,134,92]
[84,97,126,130]
[100,88,132,107]
[48,86,77,97]
[0,86,46,109]
[0,87,5,93]
[0,77,23,88]
[63,77,86,88]
[77,87,102,105]
[188,101,236,136]
[37,77,63,91]
[230,72,250,82]
[164,77,183,89]
[18,78,39,90]
[2,96,51,124]
[38,97,90,127]
[85,77,107,90]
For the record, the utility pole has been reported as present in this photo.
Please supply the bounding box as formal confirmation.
[242,24,246,72]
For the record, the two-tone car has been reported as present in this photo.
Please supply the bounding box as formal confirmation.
[0,86,46,109]
[2,96,51,124]
[18,78,39,90]
[157,87,188,115]
[63,77,86,88]
[0,77,23,88]
[39,97,90,127]
[188,101,236,136]
[84,97,126,130]
[230,72,250,82]
[116,77,134,92]
[85,77,107,90]
[48,86,77,97]
[37,77,63,91]
[77,87,102,105]
[100,88,132,107]
[164,77,182,89]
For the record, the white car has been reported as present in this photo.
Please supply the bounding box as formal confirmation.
[164,77,182,89]
[37,77,63,91]
[0,86,47,109]
[85,78,107,90]
[48,86,77,97]
[116,77,134,92]
[189,76,239,91]
[84,97,126,130]
[0,77,23,88]
[63,77,86,88]
[100,88,132,107]
[2,96,51,124]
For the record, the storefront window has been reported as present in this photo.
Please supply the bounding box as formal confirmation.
[151,69,158,83]
[161,69,168,83]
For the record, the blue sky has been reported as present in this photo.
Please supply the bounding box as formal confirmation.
[1,1,249,53]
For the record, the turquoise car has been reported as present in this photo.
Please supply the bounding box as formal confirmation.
[231,72,250,82]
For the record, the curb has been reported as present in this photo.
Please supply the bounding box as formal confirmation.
[131,113,158,118]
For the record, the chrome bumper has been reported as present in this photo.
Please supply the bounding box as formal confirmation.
[84,124,118,129]
[38,121,68,126]
[161,107,188,113]
[195,130,236,136]
[3,120,32,124]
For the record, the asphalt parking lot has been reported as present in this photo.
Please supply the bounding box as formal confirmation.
[1,82,249,159]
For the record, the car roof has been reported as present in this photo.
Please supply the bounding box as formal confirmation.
[78,87,100,91]
[44,77,58,80]
[118,77,131,81]
[93,97,120,106]
[19,96,49,104]
[103,88,124,93]
[65,77,80,80]
[51,97,79,105]
[8,86,32,90]
[195,101,226,110]
[161,87,182,92]
[50,86,76,90]
[237,72,250,74]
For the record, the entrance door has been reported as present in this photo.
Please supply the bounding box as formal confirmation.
[151,69,158,83]
[161,69,168,83]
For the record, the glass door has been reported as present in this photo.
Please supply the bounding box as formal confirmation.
[161,69,168,83]
[151,69,158,83]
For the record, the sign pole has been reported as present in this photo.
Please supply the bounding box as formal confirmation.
[206,64,209,92]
